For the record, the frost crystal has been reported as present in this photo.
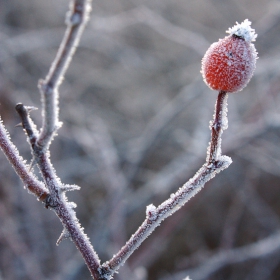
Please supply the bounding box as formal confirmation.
[146,204,158,221]
[226,19,257,42]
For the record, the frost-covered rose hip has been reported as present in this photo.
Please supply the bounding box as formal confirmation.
[201,19,258,93]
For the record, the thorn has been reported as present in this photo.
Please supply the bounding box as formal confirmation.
[28,157,36,172]
[60,184,81,192]
[15,123,23,128]
[56,229,71,246]
[25,106,38,113]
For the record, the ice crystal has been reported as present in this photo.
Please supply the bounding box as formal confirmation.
[226,19,257,42]
[67,201,77,209]
[146,204,157,221]
[61,184,81,192]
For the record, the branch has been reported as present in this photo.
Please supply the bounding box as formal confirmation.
[101,91,232,278]
[13,1,103,279]
[0,119,48,201]
[37,0,92,149]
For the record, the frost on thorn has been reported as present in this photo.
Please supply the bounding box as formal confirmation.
[226,19,257,42]
[56,228,71,246]
[60,184,81,192]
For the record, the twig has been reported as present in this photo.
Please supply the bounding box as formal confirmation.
[0,119,48,201]
[101,91,232,278]
[15,102,102,278]
[208,90,228,163]
[37,0,92,149]
[13,1,103,279]
[33,0,104,277]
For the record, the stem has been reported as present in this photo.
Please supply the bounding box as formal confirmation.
[101,91,232,278]
[37,0,92,149]
[0,120,48,201]
[208,90,228,163]
[34,151,102,279]
[14,1,103,278]
[15,103,102,278]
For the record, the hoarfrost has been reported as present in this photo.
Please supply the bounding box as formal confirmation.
[67,201,77,209]
[0,119,47,195]
[218,155,232,167]
[226,19,257,42]
[98,264,114,280]
[221,111,228,130]
[56,228,71,246]
[61,184,80,192]
[146,204,157,221]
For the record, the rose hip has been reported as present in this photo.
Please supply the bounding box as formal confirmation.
[201,19,258,93]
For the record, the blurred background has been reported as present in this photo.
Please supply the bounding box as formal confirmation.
[0,0,280,279]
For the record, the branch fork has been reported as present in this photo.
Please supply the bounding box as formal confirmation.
[100,91,232,278]
[0,0,233,279]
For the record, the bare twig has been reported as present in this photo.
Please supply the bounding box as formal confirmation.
[37,0,92,149]
[0,119,48,201]
[101,91,232,278]
[32,0,104,276]
[13,1,103,279]
[15,102,102,278]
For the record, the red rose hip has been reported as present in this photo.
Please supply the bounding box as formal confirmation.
[201,19,258,93]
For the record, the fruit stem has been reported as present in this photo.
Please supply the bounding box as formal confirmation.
[208,90,228,164]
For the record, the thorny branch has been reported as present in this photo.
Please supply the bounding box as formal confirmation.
[100,91,232,278]
[37,0,92,149]
[0,119,48,201]
[13,1,103,279]
[0,0,233,279]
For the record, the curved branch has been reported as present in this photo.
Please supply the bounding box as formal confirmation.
[101,91,232,278]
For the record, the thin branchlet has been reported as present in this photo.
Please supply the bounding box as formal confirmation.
[101,91,232,277]
[0,119,49,201]
[37,0,92,149]
[208,90,228,164]
[15,103,38,147]
[14,1,102,279]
